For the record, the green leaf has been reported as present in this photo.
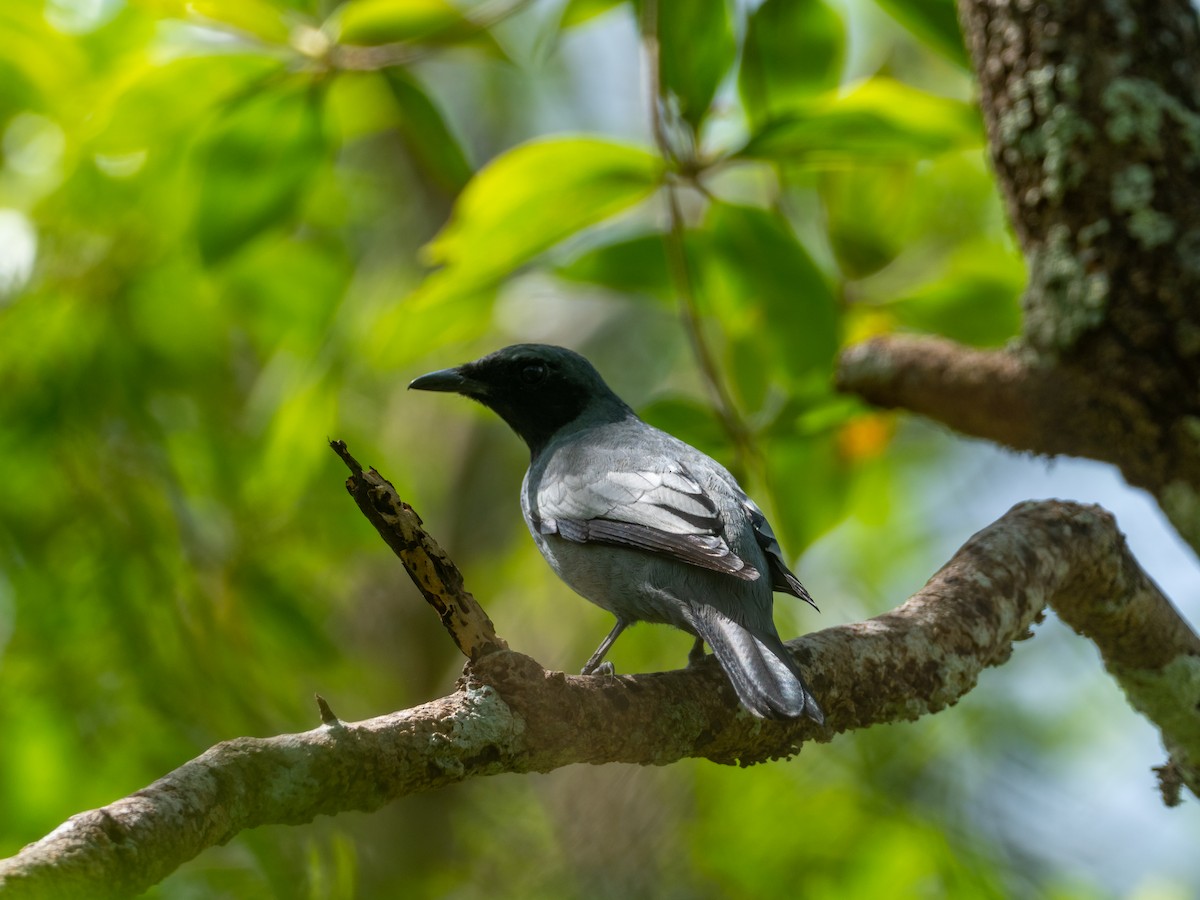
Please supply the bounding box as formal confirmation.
[738,79,982,165]
[703,203,839,399]
[327,0,472,45]
[251,367,340,514]
[643,396,724,448]
[560,0,629,28]
[820,166,914,279]
[874,0,970,69]
[556,232,672,298]
[222,234,351,354]
[0,9,83,111]
[765,394,861,439]
[0,58,42,122]
[739,0,845,129]
[367,290,496,366]
[92,54,283,156]
[163,0,294,43]
[639,396,730,462]
[415,137,663,305]
[886,249,1023,346]
[657,0,736,129]
[764,435,849,553]
[383,69,472,194]
[195,81,328,264]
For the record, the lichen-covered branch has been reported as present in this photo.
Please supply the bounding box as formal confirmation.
[1048,516,1200,807]
[838,1,1200,551]
[959,0,1200,366]
[2,500,1196,898]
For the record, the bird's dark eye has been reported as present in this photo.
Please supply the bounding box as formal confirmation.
[520,362,548,385]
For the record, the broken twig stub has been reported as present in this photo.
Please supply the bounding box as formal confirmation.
[331,439,508,660]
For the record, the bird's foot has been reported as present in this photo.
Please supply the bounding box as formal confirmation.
[581,660,616,677]
[687,637,707,667]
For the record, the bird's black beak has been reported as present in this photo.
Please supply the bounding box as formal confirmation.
[408,366,479,396]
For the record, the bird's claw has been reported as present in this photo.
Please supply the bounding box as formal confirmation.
[581,661,616,677]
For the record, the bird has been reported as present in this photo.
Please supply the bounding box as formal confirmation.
[409,343,823,723]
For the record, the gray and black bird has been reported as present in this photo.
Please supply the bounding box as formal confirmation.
[409,344,823,723]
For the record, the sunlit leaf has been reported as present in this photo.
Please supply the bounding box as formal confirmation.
[556,232,672,298]
[885,250,1023,346]
[738,79,981,165]
[874,0,970,69]
[322,70,402,142]
[327,0,471,45]
[657,0,735,129]
[415,137,663,305]
[367,289,496,365]
[740,0,845,128]
[727,335,771,412]
[194,81,328,263]
[92,54,283,156]
[702,203,838,399]
[0,8,85,108]
[561,0,629,28]
[0,58,41,120]
[904,152,1006,242]
[223,234,351,354]
[126,260,226,367]
[640,395,729,462]
[250,364,339,513]
[147,0,294,43]
[820,165,914,279]
[766,393,861,439]
[763,434,848,552]
[383,69,472,194]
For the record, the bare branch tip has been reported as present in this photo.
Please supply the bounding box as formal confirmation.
[315,693,341,727]
[1154,759,1184,808]
[330,438,364,477]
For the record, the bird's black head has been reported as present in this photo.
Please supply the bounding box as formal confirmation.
[408,344,634,457]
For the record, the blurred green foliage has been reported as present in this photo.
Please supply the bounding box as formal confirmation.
[1,0,1136,897]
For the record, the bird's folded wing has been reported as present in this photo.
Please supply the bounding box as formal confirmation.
[740,493,817,608]
[534,465,760,581]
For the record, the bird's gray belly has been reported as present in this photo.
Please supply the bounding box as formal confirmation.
[530,531,770,632]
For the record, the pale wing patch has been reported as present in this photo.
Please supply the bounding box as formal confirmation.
[535,461,757,580]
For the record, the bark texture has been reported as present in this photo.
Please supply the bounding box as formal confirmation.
[332,439,507,660]
[2,500,1197,898]
[839,0,1200,548]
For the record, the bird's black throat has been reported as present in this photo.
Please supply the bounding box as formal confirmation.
[411,344,635,459]
[465,366,632,458]
[483,388,632,458]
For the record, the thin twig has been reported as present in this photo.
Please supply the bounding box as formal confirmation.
[640,0,758,474]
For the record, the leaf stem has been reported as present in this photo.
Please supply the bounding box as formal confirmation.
[641,0,759,475]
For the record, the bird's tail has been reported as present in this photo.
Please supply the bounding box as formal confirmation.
[695,609,824,724]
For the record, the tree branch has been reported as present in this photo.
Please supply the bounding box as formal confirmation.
[3,499,1196,897]
[331,439,506,660]
[835,335,1122,461]
[838,1,1200,551]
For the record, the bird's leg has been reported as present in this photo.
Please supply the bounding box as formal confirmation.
[687,636,706,667]
[581,618,627,675]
